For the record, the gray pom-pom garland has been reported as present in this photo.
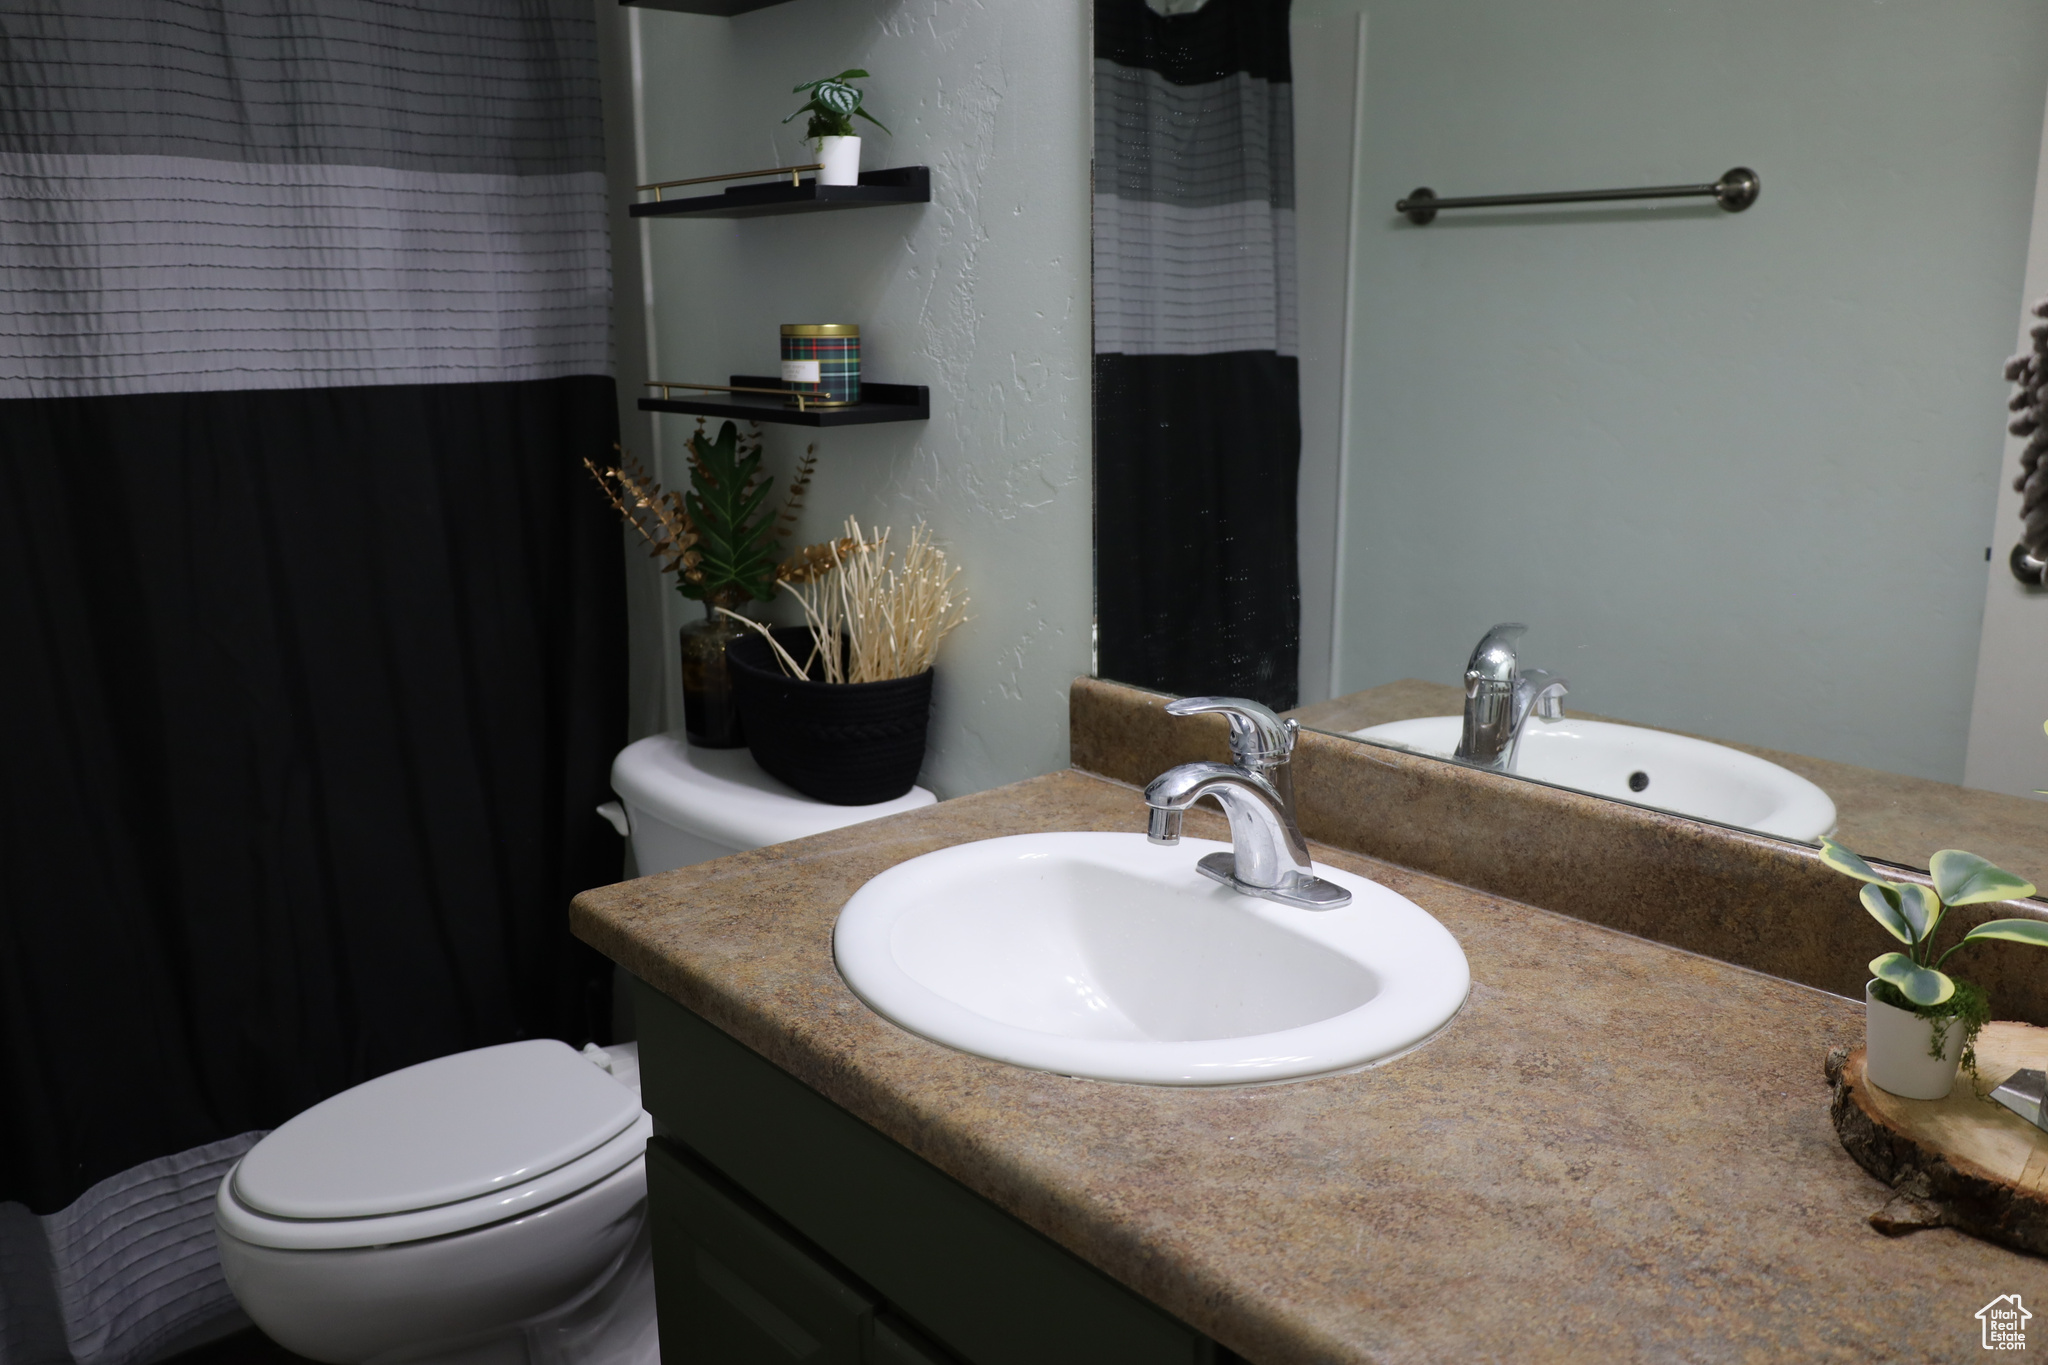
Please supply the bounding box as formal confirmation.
[2010,296,2048,560]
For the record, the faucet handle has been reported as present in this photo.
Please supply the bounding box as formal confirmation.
[1164,696,1297,766]
[1464,622,1528,686]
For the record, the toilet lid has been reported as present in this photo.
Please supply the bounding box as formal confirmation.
[233,1040,642,1220]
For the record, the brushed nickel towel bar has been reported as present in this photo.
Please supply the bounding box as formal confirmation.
[1396,166,1759,225]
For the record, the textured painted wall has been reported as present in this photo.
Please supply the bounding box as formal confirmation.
[611,0,1093,799]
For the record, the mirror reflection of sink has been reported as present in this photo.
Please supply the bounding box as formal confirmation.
[1350,716,1838,842]
[833,832,1470,1086]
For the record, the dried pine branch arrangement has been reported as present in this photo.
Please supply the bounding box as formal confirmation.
[723,517,969,684]
[584,426,816,606]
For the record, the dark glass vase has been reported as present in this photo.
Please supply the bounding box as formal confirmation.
[679,596,749,749]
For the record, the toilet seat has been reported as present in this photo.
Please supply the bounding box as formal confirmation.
[217,1040,651,1252]
[217,1116,652,1251]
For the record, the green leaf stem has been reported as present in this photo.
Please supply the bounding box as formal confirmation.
[676,421,784,605]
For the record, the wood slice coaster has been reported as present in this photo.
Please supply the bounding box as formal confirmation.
[1827,1021,2048,1255]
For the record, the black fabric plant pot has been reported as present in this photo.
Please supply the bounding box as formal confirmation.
[728,628,933,805]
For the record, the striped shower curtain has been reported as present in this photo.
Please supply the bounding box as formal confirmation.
[0,6,624,1361]
[1093,0,1300,710]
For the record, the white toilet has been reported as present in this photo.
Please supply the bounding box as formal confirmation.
[604,732,935,875]
[216,736,934,1365]
[216,1040,654,1365]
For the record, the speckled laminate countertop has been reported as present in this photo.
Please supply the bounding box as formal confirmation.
[570,768,2048,1365]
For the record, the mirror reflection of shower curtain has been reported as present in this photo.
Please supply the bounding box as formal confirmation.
[1093,0,1300,709]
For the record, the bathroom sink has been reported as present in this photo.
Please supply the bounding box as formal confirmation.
[1350,716,1837,842]
[833,832,1469,1086]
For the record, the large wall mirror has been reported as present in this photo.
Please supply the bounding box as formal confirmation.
[1092,0,2048,878]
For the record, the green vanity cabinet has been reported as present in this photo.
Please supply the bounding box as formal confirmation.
[646,1141,953,1363]
[631,979,1230,1365]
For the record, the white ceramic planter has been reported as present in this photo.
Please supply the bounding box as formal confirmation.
[816,135,861,186]
[1864,979,1964,1099]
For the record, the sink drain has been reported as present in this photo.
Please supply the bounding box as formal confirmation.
[1628,771,1650,792]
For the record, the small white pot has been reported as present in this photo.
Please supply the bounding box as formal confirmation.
[816,135,861,186]
[1864,979,1964,1100]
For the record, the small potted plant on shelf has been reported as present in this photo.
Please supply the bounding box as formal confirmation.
[586,422,814,749]
[786,69,888,187]
[721,517,967,804]
[1820,836,2048,1099]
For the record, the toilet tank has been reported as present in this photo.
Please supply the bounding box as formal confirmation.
[607,734,936,876]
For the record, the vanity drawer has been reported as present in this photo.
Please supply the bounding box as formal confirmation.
[648,1138,876,1363]
[633,979,1222,1365]
[867,1316,957,1365]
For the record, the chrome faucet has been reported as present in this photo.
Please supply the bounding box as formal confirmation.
[1143,697,1351,910]
[1455,623,1568,773]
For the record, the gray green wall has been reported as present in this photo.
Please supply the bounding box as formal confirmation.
[601,0,1094,799]
[1324,0,2048,781]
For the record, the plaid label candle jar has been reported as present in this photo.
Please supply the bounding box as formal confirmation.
[779,323,860,406]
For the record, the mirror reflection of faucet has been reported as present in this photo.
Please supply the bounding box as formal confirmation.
[1348,623,1837,841]
[1454,623,1569,774]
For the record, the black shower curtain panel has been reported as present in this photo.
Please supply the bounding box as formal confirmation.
[0,6,624,1362]
[1093,0,1301,710]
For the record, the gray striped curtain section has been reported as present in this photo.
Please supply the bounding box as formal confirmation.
[1,8,624,1362]
[1092,43,1295,355]
[0,1,611,398]
[1093,0,1302,709]
[0,1134,265,1365]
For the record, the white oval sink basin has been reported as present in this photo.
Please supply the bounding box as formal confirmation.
[834,832,1470,1086]
[1351,716,1837,842]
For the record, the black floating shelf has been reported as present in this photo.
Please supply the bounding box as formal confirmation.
[631,166,930,220]
[640,376,929,428]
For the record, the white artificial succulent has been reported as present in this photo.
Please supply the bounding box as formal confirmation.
[785,69,890,141]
